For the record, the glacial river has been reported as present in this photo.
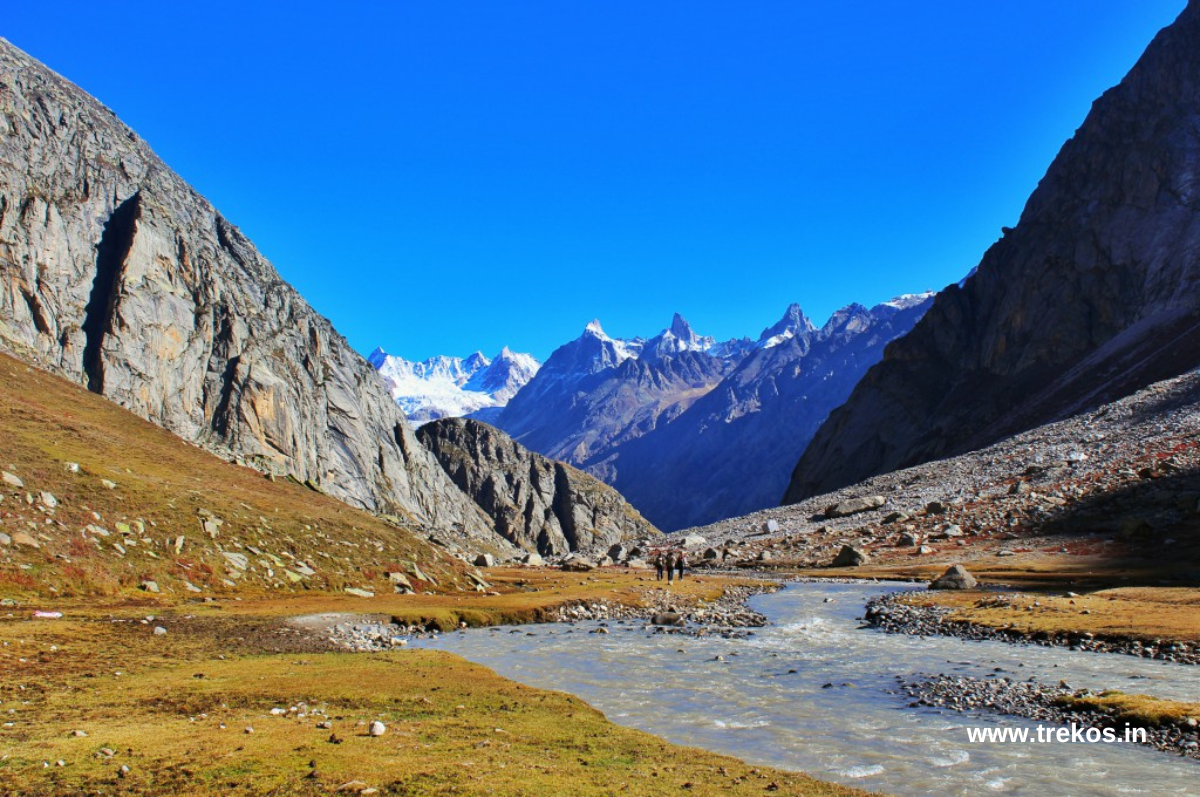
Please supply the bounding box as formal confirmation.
[413,582,1200,796]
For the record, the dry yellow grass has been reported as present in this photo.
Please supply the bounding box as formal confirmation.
[0,612,873,797]
[903,586,1200,643]
[1054,691,1200,728]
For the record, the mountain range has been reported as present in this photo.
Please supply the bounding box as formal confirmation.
[426,294,931,530]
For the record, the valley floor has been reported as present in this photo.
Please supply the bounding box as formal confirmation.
[0,571,872,797]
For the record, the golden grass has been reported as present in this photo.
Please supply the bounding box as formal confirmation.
[0,352,466,599]
[0,613,872,797]
[1054,691,1200,728]
[903,587,1200,643]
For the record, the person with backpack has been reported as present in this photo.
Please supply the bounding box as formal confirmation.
[676,550,686,581]
[664,550,677,584]
[654,551,665,580]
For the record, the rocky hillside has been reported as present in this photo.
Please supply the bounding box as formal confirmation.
[418,418,659,556]
[787,2,1200,502]
[0,352,490,599]
[677,368,1200,581]
[0,39,497,548]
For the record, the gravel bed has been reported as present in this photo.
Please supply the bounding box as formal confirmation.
[900,673,1200,759]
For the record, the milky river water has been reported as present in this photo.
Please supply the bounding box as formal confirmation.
[413,582,1200,796]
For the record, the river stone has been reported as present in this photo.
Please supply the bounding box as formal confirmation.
[930,564,978,590]
[652,612,684,626]
[825,496,885,518]
[831,545,869,567]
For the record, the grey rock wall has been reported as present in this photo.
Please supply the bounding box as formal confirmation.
[0,39,497,546]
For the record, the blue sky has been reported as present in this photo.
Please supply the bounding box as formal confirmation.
[5,1,1185,361]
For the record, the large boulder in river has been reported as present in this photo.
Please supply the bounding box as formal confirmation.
[824,496,885,519]
[930,564,978,590]
[831,545,870,567]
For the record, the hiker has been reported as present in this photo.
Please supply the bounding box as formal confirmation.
[676,550,686,581]
[654,551,664,580]
[664,550,676,584]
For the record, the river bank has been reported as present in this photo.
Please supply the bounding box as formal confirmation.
[863,591,1200,664]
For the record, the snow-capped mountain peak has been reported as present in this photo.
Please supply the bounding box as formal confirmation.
[370,346,540,426]
[757,303,817,349]
[643,313,717,360]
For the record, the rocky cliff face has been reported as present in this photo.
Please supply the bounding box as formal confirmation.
[787,3,1200,503]
[417,418,658,555]
[0,39,499,547]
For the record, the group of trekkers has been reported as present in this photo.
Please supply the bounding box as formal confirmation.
[652,549,687,583]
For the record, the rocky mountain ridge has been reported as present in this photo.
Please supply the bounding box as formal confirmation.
[417,417,659,557]
[787,1,1200,503]
[0,38,506,551]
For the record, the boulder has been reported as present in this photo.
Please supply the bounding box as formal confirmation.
[761,520,780,534]
[830,545,869,567]
[12,531,40,548]
[344,587,375,598]
[386,571,413,589]
[825,496,885,519]
[520,552,545,566]
[702,547,720,560]
[651,612,684,626]
[682,533,707,548]
[473,553,495,568]
[2,471,24,488]
[929,564,978,590]
[561,560,594,572]
[606,543,627,562]
[897,532,918,547]
[925,500,949,515]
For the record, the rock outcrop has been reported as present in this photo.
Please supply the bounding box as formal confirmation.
[417,418,659,556]
[786,3,1200,502]
[0,39,497,546]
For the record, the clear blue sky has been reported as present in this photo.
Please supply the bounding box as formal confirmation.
[5,1,1186,361]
